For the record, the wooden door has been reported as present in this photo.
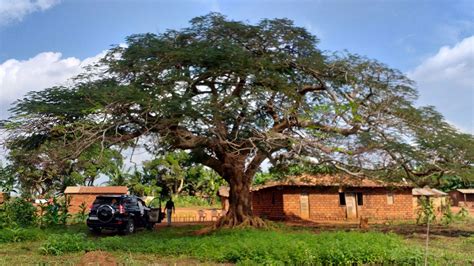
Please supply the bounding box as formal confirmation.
[345,193,357,219]
[300,193,310,219]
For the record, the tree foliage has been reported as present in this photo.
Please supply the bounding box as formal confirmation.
[5,13,473,226]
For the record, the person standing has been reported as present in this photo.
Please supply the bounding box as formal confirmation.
[164,198,175,226]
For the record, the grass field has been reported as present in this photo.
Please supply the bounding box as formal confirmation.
[0,220,473,265]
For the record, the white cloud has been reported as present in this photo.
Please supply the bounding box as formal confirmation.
[408,36,474,134]
[0,0,60,26]
[0,51,105,118]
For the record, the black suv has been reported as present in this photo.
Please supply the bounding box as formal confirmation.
[87,195,162,234]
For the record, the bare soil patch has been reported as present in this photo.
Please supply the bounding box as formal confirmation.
[77,251,118,266]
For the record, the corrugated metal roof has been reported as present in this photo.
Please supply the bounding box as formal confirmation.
[412,187,447,197]
[251,174,412,192]
[64,186,128,194]
[457,189,474,194]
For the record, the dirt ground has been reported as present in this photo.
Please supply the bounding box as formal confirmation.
[77,251,118,266]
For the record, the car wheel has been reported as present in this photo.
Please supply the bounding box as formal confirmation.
[146,222,155,230]
[124,220,135,234]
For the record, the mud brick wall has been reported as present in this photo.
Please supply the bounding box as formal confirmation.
[252,186,414,221]
[354,188,414,220]
[66,194,99,214]
[251,189,285,220]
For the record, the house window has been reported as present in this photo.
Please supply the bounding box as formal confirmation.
[339,193,346,206]
[356,192,363,206]
[387,193,394,205]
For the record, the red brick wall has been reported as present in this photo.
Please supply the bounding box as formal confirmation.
[67,193,126,214]
[251,188,285,219]
[251,186,414,221]
[67,194,98,214]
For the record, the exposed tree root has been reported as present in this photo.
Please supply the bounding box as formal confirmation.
[213,215,267,229]
[194,215,269,235]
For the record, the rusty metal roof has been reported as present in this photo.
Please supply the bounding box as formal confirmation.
[64,186,128,194]
[412,187,448,197]
[251,174,412,191]
[457,189,474,194]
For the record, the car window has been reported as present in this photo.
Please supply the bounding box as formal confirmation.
[124,197,138,208]
[93,197,121,208]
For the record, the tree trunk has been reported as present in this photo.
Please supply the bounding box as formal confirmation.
[215,173,265,228]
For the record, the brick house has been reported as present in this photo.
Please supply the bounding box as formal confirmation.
[64,186,128,213]
[251,174,414,221]
[449,189,474,208]
[0,192,5,204]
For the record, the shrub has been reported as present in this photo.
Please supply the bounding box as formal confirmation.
[457,207,470,219]
[173,195,220,208]
[72,202,88,224]
[40,227,422,264]
[39,233,90,255]
[4,198,37,227]
[416,196,435,225]
[38,197,71,227]
[440,201,455,225]
[0,227,42,243]
[0,204,11,229]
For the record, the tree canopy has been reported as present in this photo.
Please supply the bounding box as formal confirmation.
[5,13,473,226]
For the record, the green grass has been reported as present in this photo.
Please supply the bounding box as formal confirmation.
[0,222,473,265]
[39,226,424,264]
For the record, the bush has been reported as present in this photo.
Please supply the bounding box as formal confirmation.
[71,202,88,224]
[173,195,220,208]
[38,197,71,227]
[416,196,435,225]
[457,207,470,219]
[39,233,90,255]
[441,201,455,225]
[0,204,11,229]
[37,227,424,264]
[0,227,42,243]
[4,198,37,227]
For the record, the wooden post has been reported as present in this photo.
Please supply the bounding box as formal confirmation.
[424,217,430,266]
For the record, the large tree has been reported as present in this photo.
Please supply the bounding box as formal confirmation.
[6,14,473,226]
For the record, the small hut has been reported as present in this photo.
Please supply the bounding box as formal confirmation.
[64,186,128,213]
[449,189,474,208]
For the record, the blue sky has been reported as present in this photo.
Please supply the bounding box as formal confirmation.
[0,0,473,132]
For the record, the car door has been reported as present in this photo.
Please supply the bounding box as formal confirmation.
[137,199,147,226]
[124,197,139,224]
